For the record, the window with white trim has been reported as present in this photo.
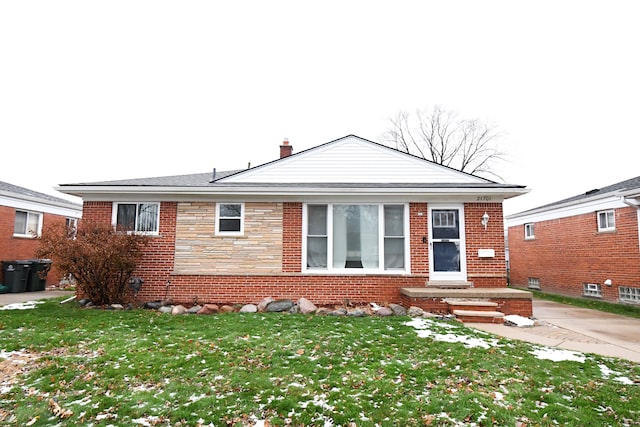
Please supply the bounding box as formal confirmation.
[524,223,535,239]
[597,210,615,232]
[583,283,602,297]
[527,277,540,290]
[14,210,42,237]
[304,203,407,272]
[216,203,244,235]
[113,202,160,234]
[619,287,640,304]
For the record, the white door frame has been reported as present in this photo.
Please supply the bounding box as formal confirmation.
[428,203,467,282]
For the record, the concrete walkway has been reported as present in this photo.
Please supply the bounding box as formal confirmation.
[469,299,640,363]
[0,290,74,307]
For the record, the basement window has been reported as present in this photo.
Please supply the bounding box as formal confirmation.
[527,277,540,290]
[619,287,640,304]
[583,283,602,298]
[597,210,615,232]
[216,203,244,235]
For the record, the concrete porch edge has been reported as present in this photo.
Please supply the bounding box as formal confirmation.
[400,287,533,300]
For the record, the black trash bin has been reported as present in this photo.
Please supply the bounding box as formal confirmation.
[27,259,52,292]
[2,260,32,293]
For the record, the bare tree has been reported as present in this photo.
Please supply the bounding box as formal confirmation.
[380,105,507,180]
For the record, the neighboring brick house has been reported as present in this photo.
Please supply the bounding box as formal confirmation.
[0,181,82,287]
[58,135,533,320]
[506,176,640,305]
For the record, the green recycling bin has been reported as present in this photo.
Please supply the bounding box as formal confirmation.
[27,259,52,292]
[2,260,31,293]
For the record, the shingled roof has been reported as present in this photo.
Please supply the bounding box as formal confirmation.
[0,180,82,209]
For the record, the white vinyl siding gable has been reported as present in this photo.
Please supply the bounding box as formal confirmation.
[220,136,487,185]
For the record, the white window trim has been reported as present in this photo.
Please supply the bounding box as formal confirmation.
[597,209,615,232]
[524,223,535,240]
[215,202,245,236]
[111,202,161,235]
[302,203,410,274]
[583,283,602,298]
[13,210,43,238]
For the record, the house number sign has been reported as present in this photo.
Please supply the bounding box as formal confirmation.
[476,196,492,201]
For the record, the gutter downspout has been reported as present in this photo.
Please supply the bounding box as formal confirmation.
[621,196,640,254]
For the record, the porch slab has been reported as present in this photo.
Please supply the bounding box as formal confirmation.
[400,287,533,300]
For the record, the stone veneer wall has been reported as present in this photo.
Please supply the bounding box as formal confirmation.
[174,201,283,274]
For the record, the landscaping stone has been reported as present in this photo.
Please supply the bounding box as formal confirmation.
[220,305,235,313]
[110,304,124,310]
[298,297,317,314]
[329,307,348,316]
[159,306,173,314]
[197,304,219,315]
[77,299,90,307]
[389,303,407,316]
[347,308,366,317]
[187,305,202,314]
[407,306,425,317]
[265,299,294,312]
[257,297,275,312]
[315,307,332,315]
[171,305,188,315]
[144,301,162,310]
[240,304,258,313]
[375,307,393,317]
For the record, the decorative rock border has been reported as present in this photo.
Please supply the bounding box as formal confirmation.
[76,297,458,320]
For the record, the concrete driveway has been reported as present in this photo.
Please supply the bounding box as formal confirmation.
[0,290,74,307]
[470,299,640,363]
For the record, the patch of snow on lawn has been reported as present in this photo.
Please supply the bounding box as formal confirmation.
[530,348,585,363]
[0,301,45,311]
[599,364,635,385]
[404,318,499,349]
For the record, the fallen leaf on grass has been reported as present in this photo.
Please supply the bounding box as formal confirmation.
[25,417,39,426]
[49,398,73,419]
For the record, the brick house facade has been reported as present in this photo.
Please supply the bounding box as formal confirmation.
[506,176,640,305]
[0,181,82,286]
[60,136,531,315]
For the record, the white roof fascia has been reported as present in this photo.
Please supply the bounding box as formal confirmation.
[60,185,528,203]
[219,136,488,185]
[506,194,627,227]
[0,193,82,218]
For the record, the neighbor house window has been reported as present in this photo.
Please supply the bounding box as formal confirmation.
[619,287,640,304]
[597,210,615,232]
[113,202,160,234]
[66,217,78,239]
[216,203,244,235]
[524,223,535,239]
[304,203,408,272]
[14,210,42,237]
[583,283,602,298]
[528,277,540,290]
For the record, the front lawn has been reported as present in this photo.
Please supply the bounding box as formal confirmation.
[1,300,639,426]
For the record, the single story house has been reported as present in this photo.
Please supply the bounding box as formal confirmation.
[0,181,82,289]
[506,175,640,305]
[58,135,533,321]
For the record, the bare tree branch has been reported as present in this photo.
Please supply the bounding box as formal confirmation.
[380,105,508,180]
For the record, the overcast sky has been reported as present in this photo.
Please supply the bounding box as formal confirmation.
[1,1,638,216]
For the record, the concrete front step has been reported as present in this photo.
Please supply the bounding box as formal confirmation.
[445,299,498,312]
[452,309,505,324]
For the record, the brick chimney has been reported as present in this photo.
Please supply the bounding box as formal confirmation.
[280,138,293,158]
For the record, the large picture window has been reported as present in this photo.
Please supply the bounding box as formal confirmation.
[305,203,407,272]
[113,202,160,234]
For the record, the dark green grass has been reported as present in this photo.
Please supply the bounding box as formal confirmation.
[0,299,638,426]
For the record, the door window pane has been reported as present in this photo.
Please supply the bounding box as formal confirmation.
[433,241,460,272]
[432,210,459,239]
